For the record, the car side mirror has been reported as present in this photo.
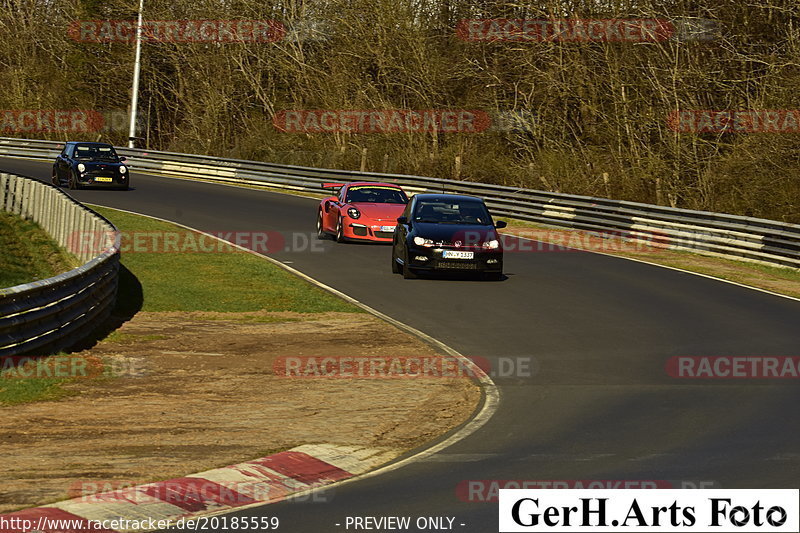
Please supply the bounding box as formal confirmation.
[397,216,408,224]
[495,220,507,229]
[119,156,127,162]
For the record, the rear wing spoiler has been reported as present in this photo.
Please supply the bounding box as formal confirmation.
[322,183,344,189]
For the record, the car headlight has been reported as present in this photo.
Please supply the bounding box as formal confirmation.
[119,165,127,174]
[77,163,85,173]
[483,239,500,250]
[347,207,360,219]
[413,236,435,247]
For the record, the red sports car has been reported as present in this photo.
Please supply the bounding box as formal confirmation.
[316,182,409,242]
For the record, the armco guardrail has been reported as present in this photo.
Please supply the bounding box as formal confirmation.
[0,171,120,357]
[2,136,800,269]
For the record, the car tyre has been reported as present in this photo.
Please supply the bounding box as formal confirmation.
[391,250,401,274]
[51,167,60,186]
[316,211,328,240]
[402,249,418,279]
[68,171,81,190]
[335,216,344,243]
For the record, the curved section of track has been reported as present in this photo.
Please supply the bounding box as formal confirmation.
[4,157,800,532]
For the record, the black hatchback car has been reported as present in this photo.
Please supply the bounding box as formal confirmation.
[52,142,130,190]
[391,193,507,280]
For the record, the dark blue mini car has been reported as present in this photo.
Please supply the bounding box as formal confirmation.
[52,142,130,190]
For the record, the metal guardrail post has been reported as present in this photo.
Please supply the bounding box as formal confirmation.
[0,174,6,210]
[64,195,73,251]
[12,176,22,215]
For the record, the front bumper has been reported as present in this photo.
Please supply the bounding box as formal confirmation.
[78,174,129,187]
[343,221,397,242]
[405,246,503,272]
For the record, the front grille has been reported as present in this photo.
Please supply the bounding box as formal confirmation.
[374,231,394,239]
[352,226,368,236]
[440,243,486,250]
[436,261,478,270]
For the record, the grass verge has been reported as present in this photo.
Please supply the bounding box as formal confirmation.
[91,205,359,313]
[0,353,110,405]
[0,211,78,287]
[0,371,73,406]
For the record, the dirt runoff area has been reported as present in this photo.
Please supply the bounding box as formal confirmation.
[0,311,481,513]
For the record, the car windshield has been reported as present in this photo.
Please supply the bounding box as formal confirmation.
[413,199,492,225]
[74,144,119,161]
[346,186,407,204]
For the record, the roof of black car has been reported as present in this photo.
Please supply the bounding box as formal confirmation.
[66,141,114,147]
[413,193,483,202]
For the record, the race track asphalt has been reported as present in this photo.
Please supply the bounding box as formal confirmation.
[3,157,799,532]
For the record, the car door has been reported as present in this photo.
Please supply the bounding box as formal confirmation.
[57,145,72,179]
[394,198,414,258]
[325,186,345,230]
[55,146,64,178]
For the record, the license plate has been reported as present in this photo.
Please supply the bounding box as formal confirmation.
[442,250,474,259]
[94,177,113,182]
[380,226,396,232]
